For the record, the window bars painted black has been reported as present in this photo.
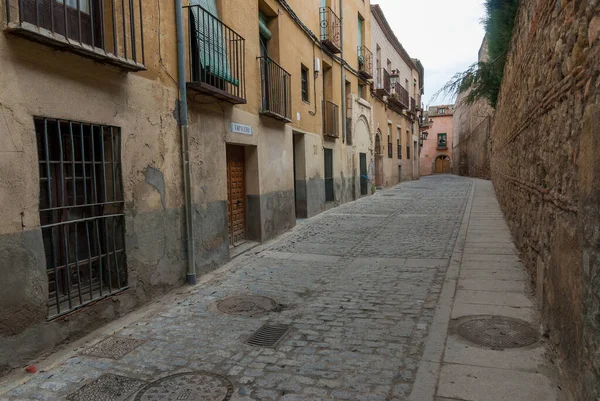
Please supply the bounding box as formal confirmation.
[35,118,127,318]
[319,6,340,54]
[259,56,292,122]
[186,4,246,104]
[407,144,411,159]
[357,45,373,79]
[323,100,339,139]
[397,139,402,160]
[388,138,393,159]
[5,0,145,70]
[324,148,334,202]
[390,82,409,110]
[376,68,390,96]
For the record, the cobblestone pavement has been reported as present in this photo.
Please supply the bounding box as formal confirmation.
[1,175,474,401]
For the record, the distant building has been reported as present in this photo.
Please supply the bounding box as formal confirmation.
[420,105,455,175]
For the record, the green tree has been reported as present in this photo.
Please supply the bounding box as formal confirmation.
[436,0,520,108]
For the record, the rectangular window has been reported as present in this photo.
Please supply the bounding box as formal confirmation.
[397,138,401,160]
[301,64,310,103]
[35,118,127,318]
[387,124,392,159]
[324,148,334,202]
[438,133,448,149]
[56,0,90,13]
[359,83,366,99]
[406,131,411,160]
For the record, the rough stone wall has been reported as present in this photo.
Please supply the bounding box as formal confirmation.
[490,1,600,399]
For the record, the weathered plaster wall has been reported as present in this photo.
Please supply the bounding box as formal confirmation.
[420,113,454,175]
[490,1,600,399]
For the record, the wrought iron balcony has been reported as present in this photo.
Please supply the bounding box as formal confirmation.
[323,100,339,139]
[357,45,373,79]
[319,6,341,54]
[4,0,145,70]
[410,97,416,114]
[389,82,409,110]
[375,68,391,97]
[187,5,246,104]
[259,56,292,122]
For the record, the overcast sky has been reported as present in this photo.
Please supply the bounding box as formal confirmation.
[372,0,486,107]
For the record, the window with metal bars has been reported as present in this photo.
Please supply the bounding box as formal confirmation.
[301,64,309,103]
[35,118,127,318]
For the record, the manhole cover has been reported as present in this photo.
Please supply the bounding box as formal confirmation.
[457,316,539,350]
[67,374,146,401]
[245,324,291,348]
[216,295,278,316]
[83,336,146,359]
[134,372,233,401]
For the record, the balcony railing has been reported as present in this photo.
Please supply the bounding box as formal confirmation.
[319,6,341,54]
[410,97,416,114]
[323,100,339,138]
[358,45,373,79]
[437,143,448,150]
[375,68,390,97]
[5,0,145,70]
[187,5,246,104]
[259,56,292,122]
[389,82,409,110]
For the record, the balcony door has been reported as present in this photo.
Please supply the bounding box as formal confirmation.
[21,0,102,47]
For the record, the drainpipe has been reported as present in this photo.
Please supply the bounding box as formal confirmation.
[175,0,196,285]
[339,0,346,144]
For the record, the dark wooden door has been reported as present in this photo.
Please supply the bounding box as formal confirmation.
[360,153,367,195]
[324,148,334,202]
[226,146,246,245]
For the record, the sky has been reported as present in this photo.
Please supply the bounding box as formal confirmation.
[372,0,486,107]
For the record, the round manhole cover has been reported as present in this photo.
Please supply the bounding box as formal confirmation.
[135,372,233,401]
[216,295,278,316]
[457,316,539,350]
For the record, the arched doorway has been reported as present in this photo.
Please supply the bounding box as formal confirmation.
[434,155,451,174]
[375,130,383,187]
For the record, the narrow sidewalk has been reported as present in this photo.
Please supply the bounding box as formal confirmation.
[412,179,563,401]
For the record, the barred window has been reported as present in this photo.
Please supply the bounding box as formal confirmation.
[35,118,127,318]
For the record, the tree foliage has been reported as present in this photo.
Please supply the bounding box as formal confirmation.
[435,0,520,108]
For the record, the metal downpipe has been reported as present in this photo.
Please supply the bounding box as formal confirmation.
[340,0,346,144]
[175,0,196,285]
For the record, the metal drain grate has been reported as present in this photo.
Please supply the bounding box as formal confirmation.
[457,316,539,350]
[82,336,146,359]
[216,295,278,316]
[67,374,146,401]
[245,324,291,348]
[134,371,233,401]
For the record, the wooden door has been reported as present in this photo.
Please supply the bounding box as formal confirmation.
[435,157,443,173]
[226,146,246,245]
[443,158,451,173]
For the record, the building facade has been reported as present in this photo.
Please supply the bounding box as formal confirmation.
[453,37,494,178]
[0,0,385,371]
[370,5,422,188]
[419,105,454,175]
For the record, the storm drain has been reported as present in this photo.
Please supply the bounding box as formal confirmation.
[216,295,279,317]
[134,372,233,401]
[457,315,539,350]
[245,324,291,348]
[67,374,145,401]
[82,336,146,359]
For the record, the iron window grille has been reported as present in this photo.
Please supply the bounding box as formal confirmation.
[186,4,246,104]
[301,65,309,103]
[388,139,393,158]
[5,0,145,70]
[438,133,448,149]
[397,139,401,160]
[324,148,334,202]
[259,56,292,122]
[35,118,127,318]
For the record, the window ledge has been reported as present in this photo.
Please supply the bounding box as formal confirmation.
[356,97,372,109]
[6,22,146,72]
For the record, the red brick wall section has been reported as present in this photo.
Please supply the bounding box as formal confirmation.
[490,1,600,400]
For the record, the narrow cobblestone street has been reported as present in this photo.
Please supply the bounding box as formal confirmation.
[0,175,559,401]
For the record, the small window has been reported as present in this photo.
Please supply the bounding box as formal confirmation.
[387,125,392,159]
[301,65,310,103]
[438,108,446,115]
[35,118,127,318]
[438,133,448,148]
[397,138,401,159]
[406,131,411,160]
[359,83,366,99]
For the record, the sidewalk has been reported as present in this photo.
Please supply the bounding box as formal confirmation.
[0,176,562,401]
[410,179,562,401]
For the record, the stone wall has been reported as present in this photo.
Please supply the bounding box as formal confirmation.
[455,115,492,179]
[490,1,600,399]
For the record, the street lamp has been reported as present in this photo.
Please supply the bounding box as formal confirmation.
[389,69,399,91]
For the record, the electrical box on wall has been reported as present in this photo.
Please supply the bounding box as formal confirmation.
[314,57,321,73]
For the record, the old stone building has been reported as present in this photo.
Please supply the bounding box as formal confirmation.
[453,37,494,179]
[0,0,385,372]
[490,1,600,399]
[419,105,454,175]
[370,5,422,188]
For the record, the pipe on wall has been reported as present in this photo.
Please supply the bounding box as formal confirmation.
[340,0,346,144]
[175,0,196,285]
